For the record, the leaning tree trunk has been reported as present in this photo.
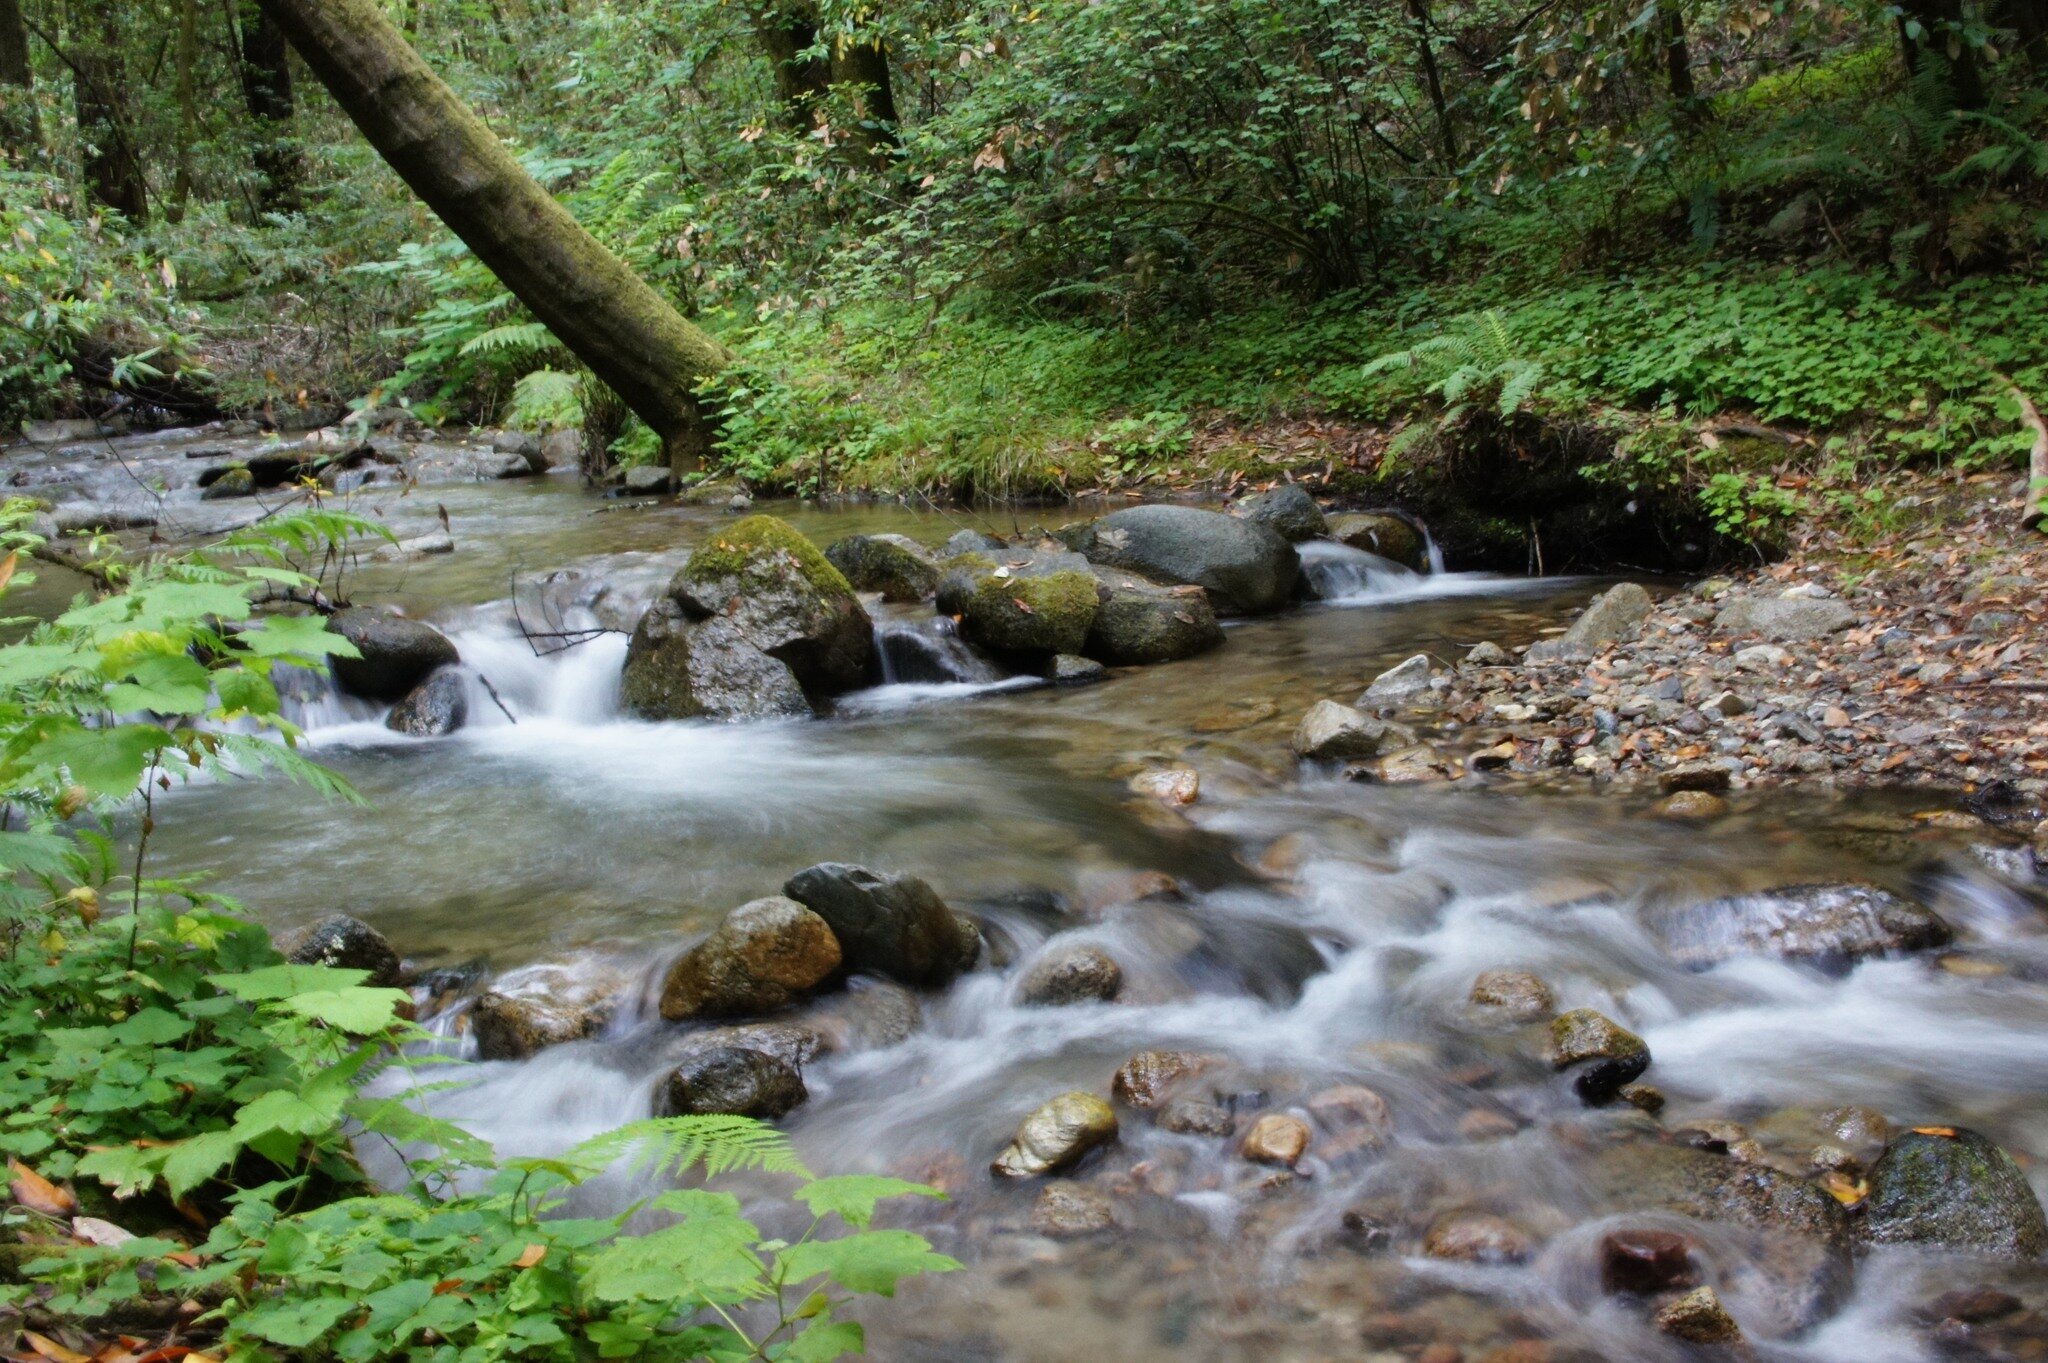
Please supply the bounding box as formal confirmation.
[254,0,728,472]
[236,0,303,215]
[0,0,36,150]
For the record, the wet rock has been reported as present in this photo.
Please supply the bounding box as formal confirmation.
[1061,505,1299,615]
[1649,883,1952,971]
[676,477,745,506]
[1049,654,1108,686]
[1714,595,1856,642]
[660,515,874,699]
[1016,944,1123,1006]
[1423,1212,1533,1265]
[991,1092,1118,1177]
[673,1021,824,1072]
[1659,791,1729,821]
[1240,1113,1311,1166]
[1528,583,1654,662]
[1923,1287,2024,1325]
[1621,1084,1667,1115]
[1292,700,1394,761]
[943,529,1006,557]
[1156,1098,1235,1136]
[962,569,1098,657]
[1656,1286,1744,1344]
[622,464,673,495]
[1660,761,1731,794]
[328,607,462,702]
[1327,512,1425,570]
[658,1046,807,1120]
[1466,641,1511,667]
[199,467,255,500]
[825,534,940,603]
[539,429,582,469]
[1357,744,1455,784]
[1586,1142,1853,1334]
[1547,1009,1649,1105]
[279,914,402,987]
[1600,1228,1698,1295]
[1029,1182,1117,1237]
[1129,766,1199,804]
[621,601,811,722]
[470,991,602,1060]
[1111,1050,1210,1108]
[1083,577,1223,665]
[789,976,922,1053]
[658,896,843,1021]
[1307,1085,1393,1160]
[1361,654,1433,704]
[1861,1126,2048,1260]
[386,666,468,737]
[783,863,980,987]
[1231,484,1326,542]
[1468,969,1555,1024]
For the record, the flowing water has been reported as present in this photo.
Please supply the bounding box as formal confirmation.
[32,431,2048,1362]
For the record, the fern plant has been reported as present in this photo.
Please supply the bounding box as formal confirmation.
[1362,310,1550,420]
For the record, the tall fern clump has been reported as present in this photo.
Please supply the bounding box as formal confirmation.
[0,504,955,1361]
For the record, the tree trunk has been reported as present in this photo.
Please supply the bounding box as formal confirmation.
[1662,6,1696,103]
[169,0,199,217]
[236,0,302,215]
[749,4,896,153]
[1897,0,1986,109]
[828,34,898,153]
[1992,0,2046,74]
[73,5,146,220]
[1405,0,1455,165]
[0,0,35,150]
[254,0,728,472]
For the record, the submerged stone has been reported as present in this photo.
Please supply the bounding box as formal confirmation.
[1016,944,1123,1006]
[1649,883,1951,971]
[470,991,602,1060]
[1861,1126,2048,1260]
[657,1046,807,1120]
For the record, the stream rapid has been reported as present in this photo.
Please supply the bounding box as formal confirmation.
[24,426,2048,1362]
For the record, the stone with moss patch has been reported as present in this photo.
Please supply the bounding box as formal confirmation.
[826,533,940,603]
[964,569,1100,656]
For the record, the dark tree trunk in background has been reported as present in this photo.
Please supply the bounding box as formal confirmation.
[828,34,898,153]
[169,0,199,217]
[1663,7,1696,103]
[236,0,303,214]
[1897,0,1986,108]
[254,0,729,473]
[750,3,897,154]
[1406,0,1456,164]
[1993,0,2046,74]
[74,5,147,219]
[751,4,829,130]
[0,0,35,150]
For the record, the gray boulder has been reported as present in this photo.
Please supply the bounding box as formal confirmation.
[1862,1127,2048,1260]
[621,602,811,722]
[943,529,1008,557]
[1714,595,1856,641]
[1326,512,1426,570]
[783,863,980,987]
[623,464,674,495]
[280,914,403,988]
[1292,700,1394,760]
[327,608,461,703]
[1527,583,1654,661]
[1232,484,1327,542]
[825,534,940,603]
[657,1046,807,1120]
[386,666,468,737]
[1360,654,1433,704]
[1649,883,1951,971]
[658,896,843,1021]
[1083,574,1223,665]
[1062,505,1298,615]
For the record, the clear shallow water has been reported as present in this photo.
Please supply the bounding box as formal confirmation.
[70,446,2046,1361]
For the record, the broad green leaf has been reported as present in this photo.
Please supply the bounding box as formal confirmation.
[279,986,408,1034]
[106,652,213,716]
[162,1128,245,1198]
[795,1175,944,1229]
[776,1230,960,1297]
[111,1007,192,1044]
[238,613,360,661]
[214,667,280,718]
[781,1317,866,1363]
[26,721,168,798]
[239,1294,357,1348]
[208,963,372,1001]
[233,1084,347,1140]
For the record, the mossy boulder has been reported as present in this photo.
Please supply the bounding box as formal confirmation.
[1861,1127,2048,1260]
[199,466,256,500]
[962,569,1099,657]
[1084,575,1223,665]
[1327,513,1426,570]
[826,534,940,603]
[621,601,811,722]
[666,516,873,696]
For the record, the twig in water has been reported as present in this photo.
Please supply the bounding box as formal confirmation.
[474,673,518,724]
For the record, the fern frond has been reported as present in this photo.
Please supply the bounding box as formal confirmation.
[459,323,562,358]
[563,1115,810,1182]
[509,368,587,430]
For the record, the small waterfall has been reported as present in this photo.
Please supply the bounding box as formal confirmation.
[1298,540,1423,603]
[874,617,1002,685]
[1422,526,1446,574]
[448,618,627,726]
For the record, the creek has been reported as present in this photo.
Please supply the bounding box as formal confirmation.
[22,427,2048,1362]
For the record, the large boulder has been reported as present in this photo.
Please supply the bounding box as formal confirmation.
[1232,484,1327,542]
[279,914,402,987]
[961,570,1099,657]
[1648,883,1952,971]
[327,608,461,702]
[783,863,980,987]
[659,897,843,1021]
[825,534,940,603]
[1585,1141,1855,1336]
[664,516,874,697]
[470,991,602,1060]
[1326,513,1426,570]
[1714,594,1856,641]
[621,602,812,722]
[1061,505,1298,615]
[1083,575,1223,665]
[386,666,468,737]
[656,1046,807,1120]
[1861,1127,2048,1260]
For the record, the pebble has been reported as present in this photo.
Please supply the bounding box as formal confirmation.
[1112,1050,1210,1108]
[1467,969,1556,1023]
[1654,1285,1744,1344]
[1239,1113,1311,1166]
[1657,790,1728,820]
[1028,1182,1117,1237]
[1423,1212,1534,1264]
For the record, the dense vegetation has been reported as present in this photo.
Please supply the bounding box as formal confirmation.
[1,1,2045,531]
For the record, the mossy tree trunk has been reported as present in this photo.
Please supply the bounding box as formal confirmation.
[255,0,728,472]
[235,0,303,215]
[749,3,898,155]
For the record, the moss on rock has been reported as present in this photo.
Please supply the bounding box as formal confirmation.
[964,569,1100,656]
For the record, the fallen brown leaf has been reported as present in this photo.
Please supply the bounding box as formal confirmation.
[9,1159,77,1217]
